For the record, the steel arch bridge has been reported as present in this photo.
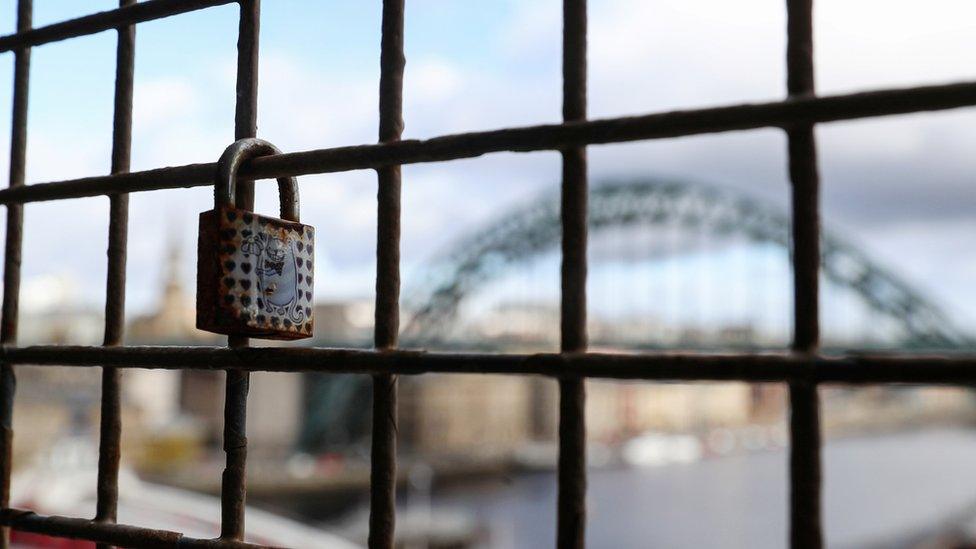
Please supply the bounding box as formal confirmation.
[402,178,970,348]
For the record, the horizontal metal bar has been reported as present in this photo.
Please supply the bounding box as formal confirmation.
[0,508,278,549]
[4,345,976,384]
[0,0,236,52]
[0,80,975,205]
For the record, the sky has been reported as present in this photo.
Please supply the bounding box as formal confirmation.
[2,0,976,342]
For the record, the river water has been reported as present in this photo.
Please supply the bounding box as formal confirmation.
[422,428,976,548]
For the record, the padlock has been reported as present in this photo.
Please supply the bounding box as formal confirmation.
[196,138,314,340]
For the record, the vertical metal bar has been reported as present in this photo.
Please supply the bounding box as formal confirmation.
[559,1,587,547]
[220,364,249,540]
[0,2,31,548]
[221,0,259,541]
[233,0,259,211]
[95,3,135,548]
[369,1,404,547]
[785,1,823,548]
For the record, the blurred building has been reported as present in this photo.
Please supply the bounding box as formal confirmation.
[13,240,974,468]
[145,262,771,457]
[127,239,305,456]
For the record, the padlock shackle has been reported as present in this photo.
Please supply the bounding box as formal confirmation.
[215,138,300,222]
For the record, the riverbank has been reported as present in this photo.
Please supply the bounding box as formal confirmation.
[368,428,976,548]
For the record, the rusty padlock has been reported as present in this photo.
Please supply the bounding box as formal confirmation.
[196,138,314,340]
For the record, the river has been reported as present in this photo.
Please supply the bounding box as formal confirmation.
[415,428,976,548]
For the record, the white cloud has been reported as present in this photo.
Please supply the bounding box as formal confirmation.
[257,52,378,150]
[133,78,199,132]
[816,0,976,93]
[7,0,976,327]
[409,59,464,102]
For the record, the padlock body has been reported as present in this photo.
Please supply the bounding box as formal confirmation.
[197,206,314,340]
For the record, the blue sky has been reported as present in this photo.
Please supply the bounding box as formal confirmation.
[2,0,976,344]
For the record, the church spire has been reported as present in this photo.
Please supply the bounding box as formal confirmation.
[164,230,181,296]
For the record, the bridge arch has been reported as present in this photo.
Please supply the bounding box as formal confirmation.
[403,178,968,348]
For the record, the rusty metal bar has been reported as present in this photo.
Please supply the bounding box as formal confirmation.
[221,365,249,541]
[232,0,259,211]
[0,2,31,548]
[1,80,975,205]
[0,508,280,549]
[94,4,136,547]
[368,1,405,548]
[0,1,972,547]
[0,0,235,52]
[220,0,260,542]
[7,346,976,384]
[785,1,823,547]
[558,0,587,547]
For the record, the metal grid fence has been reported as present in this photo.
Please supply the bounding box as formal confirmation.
[0,0,975,548]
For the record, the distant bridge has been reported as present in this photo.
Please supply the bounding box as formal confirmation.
[302,178,972,452]
[402,178,970,348]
